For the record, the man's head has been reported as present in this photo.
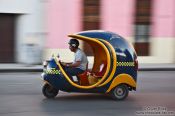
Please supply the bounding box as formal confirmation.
[68,39,79,52]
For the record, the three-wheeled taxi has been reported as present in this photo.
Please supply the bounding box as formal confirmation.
[41,30,138,100]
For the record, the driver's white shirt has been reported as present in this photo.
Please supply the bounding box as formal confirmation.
[73,48,88,71]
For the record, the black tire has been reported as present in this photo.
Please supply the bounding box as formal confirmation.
[110,84,129,100]
[42,83,58,98]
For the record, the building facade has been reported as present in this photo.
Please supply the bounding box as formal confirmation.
[0,0,46,64]
[46,0,175,63]
[1,0,175,64]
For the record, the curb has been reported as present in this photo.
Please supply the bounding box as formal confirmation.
[139,68,175,71]
[0,69,42,73]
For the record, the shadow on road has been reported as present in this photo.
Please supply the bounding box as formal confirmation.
[47,93,111,101]
[39,93,139,116]
[41,93,137,102]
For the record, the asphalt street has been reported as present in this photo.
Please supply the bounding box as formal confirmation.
[0,71,175,116]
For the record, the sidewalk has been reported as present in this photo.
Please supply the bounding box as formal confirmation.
[0,64,42,72]
[0,63,175,72]
[139,63,175,71]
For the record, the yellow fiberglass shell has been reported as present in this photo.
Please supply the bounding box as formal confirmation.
[54,34,112,89]
[98,39,117,87]
[106,74,136,93]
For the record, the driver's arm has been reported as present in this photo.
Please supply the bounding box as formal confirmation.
[68,61,81,67]
[60,61,80,67]
[60,61,72,66]
[61,62,73,65]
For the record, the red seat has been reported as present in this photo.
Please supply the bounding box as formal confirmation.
[77,62,107,85]
[92,63,107,77]
[77,71,89,86]
[77,63,89,86]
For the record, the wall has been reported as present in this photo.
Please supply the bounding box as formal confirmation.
[45,0,82,61]
[0,0,46,64]
[101,0,135,39]
[140,0,175,63]
[45,0,175,63]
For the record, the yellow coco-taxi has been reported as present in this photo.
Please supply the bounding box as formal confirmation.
[41,30,138,100]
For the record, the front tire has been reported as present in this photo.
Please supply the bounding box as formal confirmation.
[42,83,58,98]
[110,84,129,100]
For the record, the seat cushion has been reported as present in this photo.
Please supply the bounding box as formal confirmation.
[77,71,89,86]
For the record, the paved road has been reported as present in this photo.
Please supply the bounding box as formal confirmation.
[0,71,175,116]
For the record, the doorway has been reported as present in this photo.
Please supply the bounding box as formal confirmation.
[0,14,16,63]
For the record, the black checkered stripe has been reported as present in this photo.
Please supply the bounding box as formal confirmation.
[44,68,61,75]
[117,62,135,66]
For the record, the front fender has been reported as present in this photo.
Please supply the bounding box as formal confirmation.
[106,74,136,93]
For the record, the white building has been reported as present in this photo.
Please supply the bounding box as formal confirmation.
[0,0,46,64]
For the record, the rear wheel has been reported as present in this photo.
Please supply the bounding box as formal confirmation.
[42,83,58,98]
[110,84,128,100]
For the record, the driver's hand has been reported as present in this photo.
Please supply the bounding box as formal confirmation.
[60,62,66,66]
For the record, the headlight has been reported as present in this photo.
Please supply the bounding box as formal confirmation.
[41,73,45,78]
[43,61,48,67]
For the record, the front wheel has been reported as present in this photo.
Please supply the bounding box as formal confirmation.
[110,84,129,100]
[42,83,58,98]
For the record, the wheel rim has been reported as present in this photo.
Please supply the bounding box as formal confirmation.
[44,84,58,97]
[47,87,56,94]
[116,88,124,96]
[114,86,126,99]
